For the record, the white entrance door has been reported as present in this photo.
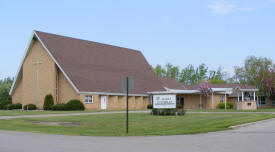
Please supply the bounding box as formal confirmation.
[101,96,107,110]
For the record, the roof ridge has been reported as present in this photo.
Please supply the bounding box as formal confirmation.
[34,30,141,53]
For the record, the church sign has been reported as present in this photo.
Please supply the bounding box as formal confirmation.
[153,94,176,109]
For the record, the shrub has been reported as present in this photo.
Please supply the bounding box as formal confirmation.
[147,104,153,109]
[152,108,185,116]
[176,104,183,109]
[65,99,84,111]
[23,104,37,110]
[227,102,234,109]
[218,103,225,109]
[0,100,12,109]
[177,108,186,116]
[52,104,66,111]
[218,102,234,109]
[43,94,54,110]
[6,103,22,110]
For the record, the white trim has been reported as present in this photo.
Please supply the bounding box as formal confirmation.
[148,90,200,95]
[33,32,80,93]
[149,88,233,95]
[79,91,148,96]
[10,31,80,95]
[9,32,35,95]
[240,89,259,91]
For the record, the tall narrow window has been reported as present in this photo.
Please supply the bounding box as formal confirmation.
[259,96,266,105]
[85,95,93,104]
[220,96,224,103]
[272,96,275,106]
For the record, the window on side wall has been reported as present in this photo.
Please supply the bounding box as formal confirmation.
[259,96,266,105]
[220,96,224,103]
[85,95,93,104]
[272,96,275,106]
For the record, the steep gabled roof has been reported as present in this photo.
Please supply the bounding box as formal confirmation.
[159,77,186,90]
[10,31,165,95]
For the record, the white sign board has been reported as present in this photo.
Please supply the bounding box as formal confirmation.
[153,94,176,109]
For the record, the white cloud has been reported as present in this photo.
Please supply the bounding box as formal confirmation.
[208,0,252,15]
[208,0,236,14]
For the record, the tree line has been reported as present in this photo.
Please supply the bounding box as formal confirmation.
[153,56,275,96]
[0,77,13,102]
[154,63,228,85]
[0,56,275,102]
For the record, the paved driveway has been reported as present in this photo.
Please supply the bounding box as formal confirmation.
[1,118,275,152]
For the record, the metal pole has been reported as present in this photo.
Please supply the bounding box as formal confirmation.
[126,77,129,134]
[225,93,227,110]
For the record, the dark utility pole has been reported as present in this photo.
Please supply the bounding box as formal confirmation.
[126,77,129,134]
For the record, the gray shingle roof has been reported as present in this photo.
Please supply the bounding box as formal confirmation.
[35,31,165,94]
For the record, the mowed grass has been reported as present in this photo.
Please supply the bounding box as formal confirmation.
[1,108,275,116]
[0,113,274,136]
[187,108,275,112]
[0,110,124,116]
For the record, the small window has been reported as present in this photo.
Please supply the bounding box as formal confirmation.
[272,98,275,106]
[180,97,184,106]
[259,96,266,105]
[220,96,224,103]
[85,95,93,104]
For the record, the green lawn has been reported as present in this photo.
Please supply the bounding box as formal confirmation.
[0,113,274,136]
[0,110,125,116]
[1,108,275,116]
[187,108,275,112]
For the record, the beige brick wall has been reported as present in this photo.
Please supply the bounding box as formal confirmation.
[19,40,57,109]
[12,40,150,111]
[12,75,23,104]
[12,40,80,109]
[178,94,201,109]
[236,101,257,110]
[58,69,79,104]
[78,94,149,110]
[177,93,232,109]
[79,94,100,110]
[227,97,237,109]
[258,97,275,108]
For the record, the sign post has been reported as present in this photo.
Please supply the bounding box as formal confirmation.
[122,76,134,134]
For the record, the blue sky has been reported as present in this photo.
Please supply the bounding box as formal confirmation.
[1,0,275,79]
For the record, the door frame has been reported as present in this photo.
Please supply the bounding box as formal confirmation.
[101,96,107,110]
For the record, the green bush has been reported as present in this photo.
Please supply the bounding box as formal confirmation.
[52,104,66,111]
[65,99,84,111]
[177,104,183,109]
[147,104,153,109]
[227,102,234,109]
[218,102,234,109]
[218,103,225,109]
[0,100,12,109]
[6,103,22,110]
[23,104,37,110]
[177,108,185,116]
[152,108,185,116]
[43,94,54,110]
